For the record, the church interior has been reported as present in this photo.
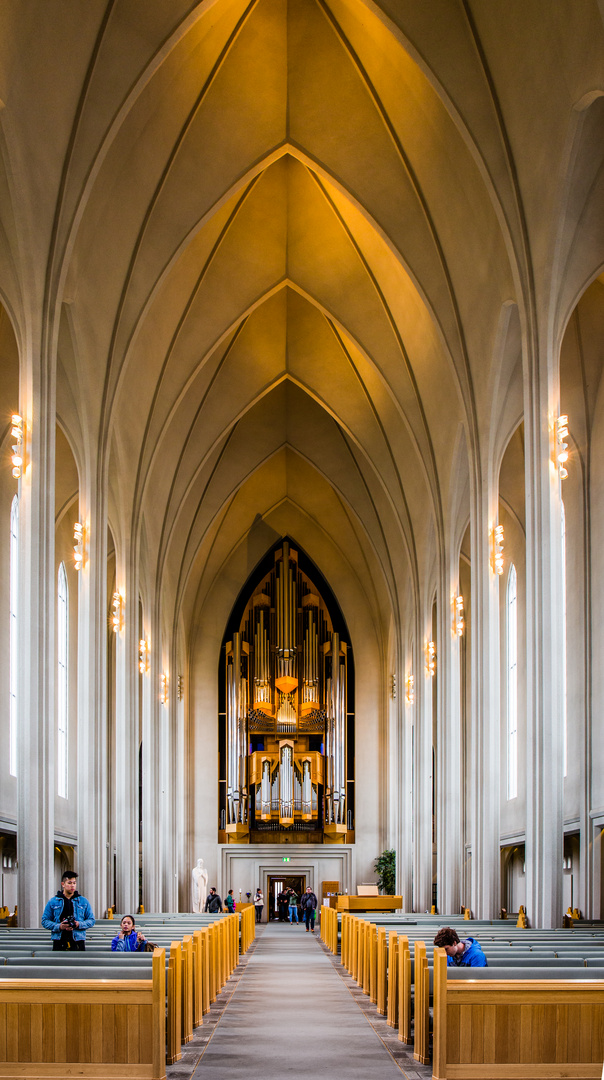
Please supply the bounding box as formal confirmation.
[1,0,604,950]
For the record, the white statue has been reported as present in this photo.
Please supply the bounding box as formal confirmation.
[191,858,208,913]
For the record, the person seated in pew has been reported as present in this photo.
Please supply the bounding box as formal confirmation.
[111,915,147,952]
[41,870,95,951]
[433,926,488,966]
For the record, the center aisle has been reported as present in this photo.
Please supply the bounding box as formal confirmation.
[193,921,407,1078]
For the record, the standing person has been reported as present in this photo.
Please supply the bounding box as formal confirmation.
[204,887,223,913]
[302,886,317,932]
[278,888,289,922]
[254,888,264,923]
[225,889,236,913]
[111,915,147,951]
[41,870,95,951]
[433,927,488,966]
[288,888,299,923]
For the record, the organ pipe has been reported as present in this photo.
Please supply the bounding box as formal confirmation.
[226,633,248,825]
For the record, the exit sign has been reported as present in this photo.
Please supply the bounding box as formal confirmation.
[282,857,290,863]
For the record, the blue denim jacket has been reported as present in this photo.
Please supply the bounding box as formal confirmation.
[41,891,95,941]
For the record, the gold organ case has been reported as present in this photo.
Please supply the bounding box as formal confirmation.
[221,541,353,844]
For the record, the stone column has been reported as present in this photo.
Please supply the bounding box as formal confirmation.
[413,616,434,912]
[400,638,414,910]
[469,481,501,919]
[114,553,139,913]
[17,347,56,927]
[436,570,463,917]
[76,474,108,917]
[141,617,161,912]
[524,350,564,928]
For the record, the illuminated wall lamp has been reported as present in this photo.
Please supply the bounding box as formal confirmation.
[111,591,123,633]
[73,522,84,571]
[10,414,23,479]
[405,673,414,706]
[139,639,149,674]
[426,641,436,678]
[455,595,465,637]
[491,524,504,576]
[160,673,168,706]
[556,415,569,480]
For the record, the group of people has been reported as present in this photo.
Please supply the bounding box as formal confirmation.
[41,870,486,963]
[274,886,317,931]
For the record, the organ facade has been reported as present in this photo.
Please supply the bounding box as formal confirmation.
[220,541,354,844]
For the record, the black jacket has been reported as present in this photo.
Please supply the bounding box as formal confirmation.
[302,892,317,910]
[205,892,222,913]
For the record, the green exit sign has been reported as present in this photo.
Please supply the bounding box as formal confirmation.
[282,857,290,863]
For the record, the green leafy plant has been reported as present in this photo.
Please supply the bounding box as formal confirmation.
[374,849,396,895]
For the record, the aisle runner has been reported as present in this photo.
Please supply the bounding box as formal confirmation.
[193,921,412,1079]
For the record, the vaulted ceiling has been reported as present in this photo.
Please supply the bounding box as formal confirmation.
[0,0,603,645]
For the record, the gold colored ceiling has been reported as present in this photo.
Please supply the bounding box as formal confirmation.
[0,1,602,641]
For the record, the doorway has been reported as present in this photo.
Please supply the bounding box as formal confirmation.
[267,875,306,920]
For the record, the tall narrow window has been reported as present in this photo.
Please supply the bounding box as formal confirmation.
[506,562,518,800]
[561,500,567,777]
[57,562,69,797]
[9,496,18,777]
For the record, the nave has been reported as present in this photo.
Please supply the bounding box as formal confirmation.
[172,922,430,1080]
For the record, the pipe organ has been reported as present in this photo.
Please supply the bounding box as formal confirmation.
[222,541,352,843]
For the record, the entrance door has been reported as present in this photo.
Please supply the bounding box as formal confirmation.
[267,875,306,920]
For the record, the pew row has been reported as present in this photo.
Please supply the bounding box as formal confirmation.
[432,946,604,1080]
[0,946,166,1080]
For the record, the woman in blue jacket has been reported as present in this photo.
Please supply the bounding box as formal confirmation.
[111,915,147,951]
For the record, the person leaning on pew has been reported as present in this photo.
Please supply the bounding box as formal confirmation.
[41,870,95,951]
[111,914,147,951]
[433,926,488,966]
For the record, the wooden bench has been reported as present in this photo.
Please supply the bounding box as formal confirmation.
[432,946,604,1079]
[0,946,166,1079]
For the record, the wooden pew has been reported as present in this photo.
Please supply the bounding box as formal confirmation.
[432,946,604,1079]
[0,947,166,1079]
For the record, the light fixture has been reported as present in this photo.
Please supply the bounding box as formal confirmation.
[426,641,436,677]
[405,674,414,705]
[455,595,465,637]
[556,415,569,480]
[139,639,149,674]
[177,674,184,701]
[10,414,23,479]
[111,591,123,633]
[73,521,84,571]
[160,673,168,705]
[491,524,504,575]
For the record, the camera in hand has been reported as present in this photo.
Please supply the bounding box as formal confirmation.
[63,914,77,929]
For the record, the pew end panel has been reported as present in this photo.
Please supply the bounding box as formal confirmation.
[432,947,604,1080]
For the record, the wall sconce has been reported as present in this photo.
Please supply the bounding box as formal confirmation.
[405,674,414,705]
[177,674,184,701]
[491,524,504,575]
[160,673,168,705]
[139,639,149,674]
[556,415,569,480]
[426,641,436,677]
[455,595,465,637]
[10,415,23,479]
[73,522,85,571]
[111,591,123,633]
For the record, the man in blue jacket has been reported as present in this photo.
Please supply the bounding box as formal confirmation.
[41,870,95,950]
[433,926,488,966]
